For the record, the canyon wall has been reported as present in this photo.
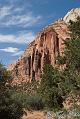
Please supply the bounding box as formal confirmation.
[8,20,69,85]
[8,8,80,85]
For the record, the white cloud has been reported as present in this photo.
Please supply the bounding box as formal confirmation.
[0,5,42,27]
[0,32,35,44]
[12,51,24,56]
[0,47,19,53]
[0,47,24,57]
[0,6,13,19]
[2,14,42,27]
[13,7,23,12]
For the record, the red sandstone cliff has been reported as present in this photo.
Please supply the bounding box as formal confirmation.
[8,8,80,85]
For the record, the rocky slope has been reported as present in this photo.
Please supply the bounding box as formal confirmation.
[8,8,80,85]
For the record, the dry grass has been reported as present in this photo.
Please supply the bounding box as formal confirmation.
[22,111,46,119]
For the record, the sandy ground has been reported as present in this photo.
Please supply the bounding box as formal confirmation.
[22,111,46,119]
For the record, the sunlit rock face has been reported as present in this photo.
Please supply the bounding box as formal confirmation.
[63,8,80,23]
[8,8,80,85]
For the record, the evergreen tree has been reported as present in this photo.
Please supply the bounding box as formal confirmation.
[38,64,63,108]
[0,63,12,88]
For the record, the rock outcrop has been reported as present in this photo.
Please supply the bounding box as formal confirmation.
[63,8,80,23]
[8,8,80,85]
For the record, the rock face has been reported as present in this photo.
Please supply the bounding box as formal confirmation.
[63,8,80,23]
[8,8,80,85]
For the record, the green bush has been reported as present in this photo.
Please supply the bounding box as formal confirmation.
[25,95,45,110]
[11,91,45,110]
[0,90,24,119]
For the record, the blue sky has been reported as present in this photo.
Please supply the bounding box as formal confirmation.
[0,0,80,65]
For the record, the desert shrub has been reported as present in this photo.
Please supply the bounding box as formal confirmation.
[11,91,28,107]
[0,90,24,119]
[25,95,45,110]
[11,91,45,110]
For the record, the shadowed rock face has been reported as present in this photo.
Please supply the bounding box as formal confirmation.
[8,8,80,85]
